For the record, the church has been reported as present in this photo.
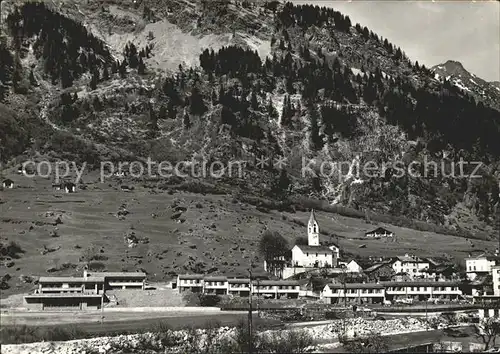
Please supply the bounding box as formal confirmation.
[291,210,339,268]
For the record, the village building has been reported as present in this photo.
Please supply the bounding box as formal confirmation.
[24,292,105,311]
[203,276,228,295]
[24,276,107,311]
[176,274,299,298]
[83,271,146,290]
[389,254,430,278]
[338,259,363,273]
[177,274,204,293]
[363,262,395,282]
[492,265,500,296]
[468,276,491,296]
[252,280,300,299]
[228,278,251,297]
[63,182,76,193]
[36,276,106,294]
[322,280,463,305]
[321,283,385,304]
[290,210,338,268]
[465,254,500,281]
[365,226,394,238]
[2,179,14,189]
[423,264,457,281]
[382,281,462,302]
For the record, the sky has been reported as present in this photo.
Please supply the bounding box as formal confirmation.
[293,0,500,82]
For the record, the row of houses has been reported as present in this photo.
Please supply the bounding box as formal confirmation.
[322,281,463,304]
[177,274,465,304]
[177,274,301,299]
[23,271,147,310]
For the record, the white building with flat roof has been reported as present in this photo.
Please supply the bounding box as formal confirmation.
[84,271,146,290]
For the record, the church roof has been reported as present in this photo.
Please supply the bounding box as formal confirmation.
[309,209,317,224]
[295,245,333,253]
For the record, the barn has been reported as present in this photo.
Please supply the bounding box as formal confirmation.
[365,227,394,238]
[2,179,14,189]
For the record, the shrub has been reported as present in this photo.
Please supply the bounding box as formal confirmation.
[0,325,88,345]
[183,291,202,306]
[151,321,181,348]
[342,331,388,353]
[260,330,315,353]
[200,295,222,307]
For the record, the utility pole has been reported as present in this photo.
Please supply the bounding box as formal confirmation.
[425,295,428,331]
[256,278,260,318]
[100,290,104,325]
[248,261,253,354]
[495,199,500,255]
[341,268,347,307]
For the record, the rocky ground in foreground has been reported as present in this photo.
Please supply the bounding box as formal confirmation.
[1,317,430,354]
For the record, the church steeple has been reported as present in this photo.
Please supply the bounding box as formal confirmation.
[308,209,319,246]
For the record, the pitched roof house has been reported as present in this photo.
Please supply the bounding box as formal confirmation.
[365,227,394,238]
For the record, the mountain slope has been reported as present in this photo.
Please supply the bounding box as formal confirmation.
[0,0,499,293]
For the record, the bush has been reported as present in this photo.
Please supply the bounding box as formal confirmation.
[200,295,222,307]
[260,330,315,353]
[0,241,25,259]
[342,332,388,353]
[210,321,314,354]
[151,321,181,348]
[0,325,88,345]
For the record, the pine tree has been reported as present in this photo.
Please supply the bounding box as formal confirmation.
[149,103,158,131]
[167,99,177,119]
[29,69,37,86]
[251,90,259,110]
[190,86,206,116]
[281,95,294,127]
[271,169,291,199]
[183,111,191,129]
[267,98,278,118]
[89,70,98,90]
[158,105,167,119]
[309,102,322,151]
[12,52,23,92]
[119,60,127,78]
[102,65,110,80]
[138,57,146,75]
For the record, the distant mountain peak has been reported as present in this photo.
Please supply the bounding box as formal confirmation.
[433,60,468,77]
[431,60,500,110]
